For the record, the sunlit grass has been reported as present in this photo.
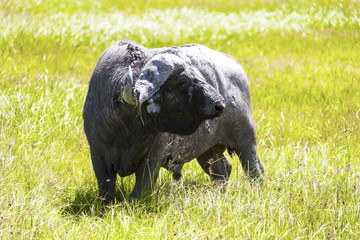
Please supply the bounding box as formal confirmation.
[1,0,360,239]
[1,7,359,43]
[2,0,359,14]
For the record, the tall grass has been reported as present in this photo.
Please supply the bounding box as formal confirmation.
[1,0,359,238]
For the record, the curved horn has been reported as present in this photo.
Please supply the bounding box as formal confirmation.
[121,65,136,105]
[134,54,185,103]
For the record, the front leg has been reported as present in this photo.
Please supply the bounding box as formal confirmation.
[196,146,232,183]
[162,157,184,180]
[130,157,163,200]
[90,150,117,203]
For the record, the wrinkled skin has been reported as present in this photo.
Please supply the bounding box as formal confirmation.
[147,69,225,134]
[83,40,264,203]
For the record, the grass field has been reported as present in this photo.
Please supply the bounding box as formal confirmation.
[1,0,360,239]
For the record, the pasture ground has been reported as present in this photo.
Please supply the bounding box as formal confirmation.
[1,0,359,239]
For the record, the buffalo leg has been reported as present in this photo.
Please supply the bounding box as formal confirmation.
[130,157,162,199]
[229,122,264,178]
[196,146,232,183]
[233,144,264,178]
[169,163,183,180]
[162,157,184,180]
[90,150,116,203]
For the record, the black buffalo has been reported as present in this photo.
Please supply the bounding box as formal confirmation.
[83,40,264,202]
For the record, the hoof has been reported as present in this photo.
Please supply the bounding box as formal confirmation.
[172,172,182,180]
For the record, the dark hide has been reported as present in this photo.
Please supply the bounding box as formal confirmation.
[83,40,226,202]
[83,40,264,203]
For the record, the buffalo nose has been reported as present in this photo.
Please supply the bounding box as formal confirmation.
[214,102,226,114]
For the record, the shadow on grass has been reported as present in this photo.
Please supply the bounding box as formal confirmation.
[60,175,230,217]
[61,189,100,217]
[60,187,134,217]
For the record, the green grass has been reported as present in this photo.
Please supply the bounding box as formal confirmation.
[1,0,360,238]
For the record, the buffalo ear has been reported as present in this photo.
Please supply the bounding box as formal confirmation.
[121,65,137,105]
[134,54,185,103]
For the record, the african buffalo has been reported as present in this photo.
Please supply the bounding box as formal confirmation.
[83,40,264,202]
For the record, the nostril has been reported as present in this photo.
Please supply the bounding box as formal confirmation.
[215,103,225,113]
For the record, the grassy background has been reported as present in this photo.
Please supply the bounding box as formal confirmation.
[1,0,359,238]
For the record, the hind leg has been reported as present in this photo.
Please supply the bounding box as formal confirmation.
[231,144,264,178]
[196,145,232,183]
[228,121,264,178]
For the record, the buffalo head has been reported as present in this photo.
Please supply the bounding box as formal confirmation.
[121,53,226,135]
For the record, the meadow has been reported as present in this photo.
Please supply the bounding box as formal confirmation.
[1,0,359,238]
